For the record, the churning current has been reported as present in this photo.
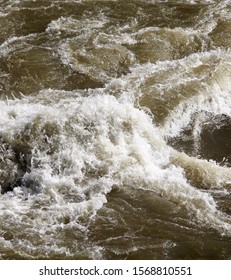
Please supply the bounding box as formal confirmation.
[0,0,231,259]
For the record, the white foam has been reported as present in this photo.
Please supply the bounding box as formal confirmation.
[159,51,231,138]
[46,16,107,35]
[0,89,230,244]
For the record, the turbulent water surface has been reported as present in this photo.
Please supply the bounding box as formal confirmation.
[0,0,231,259]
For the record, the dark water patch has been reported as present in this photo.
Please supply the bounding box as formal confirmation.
[0,44,102,98]
[200,115,231,166]
[168,114,231,166]
[0,1,86,42]
[122,1,208,29]
[88,188,231,259]
[210,19,231,48]
[127,29,204,64]
[139,77,206,125]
